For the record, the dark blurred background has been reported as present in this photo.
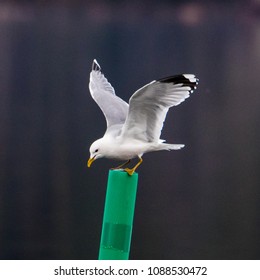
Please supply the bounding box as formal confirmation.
[0,0,260,260]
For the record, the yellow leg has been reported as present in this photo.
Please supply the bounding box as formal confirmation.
[111,160,131,170]
[124,157,143,176]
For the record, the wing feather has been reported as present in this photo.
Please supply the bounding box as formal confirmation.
[89,59,128,129]
[120,74,198,142]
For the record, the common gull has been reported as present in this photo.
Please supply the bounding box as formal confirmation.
[87,59,198,175]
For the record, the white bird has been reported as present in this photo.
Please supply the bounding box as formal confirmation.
[87,59,198,175]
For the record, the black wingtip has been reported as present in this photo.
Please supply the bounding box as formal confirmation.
[158,74,198,90]
[92,59,101,71]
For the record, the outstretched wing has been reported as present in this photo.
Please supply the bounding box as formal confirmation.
[89,59,129,129]
[120,74,198,142]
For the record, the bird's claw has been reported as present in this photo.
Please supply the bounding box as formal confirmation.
[124,168,135,176]
[124,157,143,175]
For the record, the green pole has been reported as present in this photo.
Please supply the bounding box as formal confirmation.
[98,169,138,260]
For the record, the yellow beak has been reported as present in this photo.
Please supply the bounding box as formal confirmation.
[87,157,95,168]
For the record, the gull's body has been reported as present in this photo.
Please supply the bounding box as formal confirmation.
[93,135,167,161]
[87,59,198,175]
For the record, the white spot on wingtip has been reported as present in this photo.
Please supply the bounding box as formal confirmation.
[183,74,197,82]
[93,59,101,70]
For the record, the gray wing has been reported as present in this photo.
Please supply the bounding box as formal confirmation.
[120,74,198,142]
[89,60,129,130]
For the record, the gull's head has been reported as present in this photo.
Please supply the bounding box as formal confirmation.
[87,139,104,167]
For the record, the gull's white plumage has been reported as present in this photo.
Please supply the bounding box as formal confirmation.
[89,60,128,130]
[88,59,198,175]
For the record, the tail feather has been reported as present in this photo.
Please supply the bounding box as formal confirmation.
[161,143,185,151]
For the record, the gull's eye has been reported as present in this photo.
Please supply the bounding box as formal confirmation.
[95,149,99,153]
